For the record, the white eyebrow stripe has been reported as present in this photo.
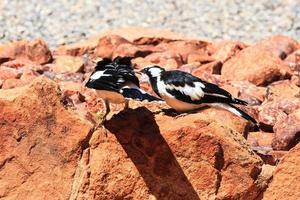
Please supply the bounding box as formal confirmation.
[90,70,111,80]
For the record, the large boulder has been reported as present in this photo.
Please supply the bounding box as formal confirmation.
[71,107,263,200]
[221,37,293,86]
[0,77,93,199]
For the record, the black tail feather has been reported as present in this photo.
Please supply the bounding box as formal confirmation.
[232,98,248,105]
[227,103,259,129]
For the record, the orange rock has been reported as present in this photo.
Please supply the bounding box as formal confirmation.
[192,61,222,77]
[0,77,93,199]
[178,62,201,74]
[247,131,274,148]
[0,39,52,64]
[143,51,183,70]
[272,109,300,150]
[155,40,209,63]
[0,66,20,80]
[220,81,267,105]
[71,108,263,199]
[51,55,84,73]
[266,80,300,101]
[187,52,214,64]
[1,78,23,89]
[221,43,292,86]
[263,143,300,200]
[94,35,130,58]
[258,35,300,58]
[58,81,83,96]
[112,43,153,58]
[211,41,248,62]
[54,40,95,56]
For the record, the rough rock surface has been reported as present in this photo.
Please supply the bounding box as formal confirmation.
[263,143,300,200]
[221,37,294,86]
[0,78,93,199]
[71,108,263,200]
[0,39,52,65]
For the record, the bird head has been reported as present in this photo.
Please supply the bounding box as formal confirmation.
[138,65,164,81]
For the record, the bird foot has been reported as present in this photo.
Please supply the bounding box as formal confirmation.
[174,113,189,119]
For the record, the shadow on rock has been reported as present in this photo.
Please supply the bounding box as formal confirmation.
[105,107,200,200]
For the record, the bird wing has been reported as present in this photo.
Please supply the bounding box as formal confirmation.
[162,70,247,105]
[85,68,124,92]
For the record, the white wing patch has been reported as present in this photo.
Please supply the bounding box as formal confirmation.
[164,82,205,101]
[90,70,111,80]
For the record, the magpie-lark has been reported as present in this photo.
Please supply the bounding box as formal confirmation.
[85,56,161,121]
[140,65,259,128]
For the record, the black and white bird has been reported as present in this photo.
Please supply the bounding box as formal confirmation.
[85,56,161,121]
[140,65,259,128]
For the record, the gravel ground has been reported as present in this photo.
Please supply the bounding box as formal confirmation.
[0,0,300,48]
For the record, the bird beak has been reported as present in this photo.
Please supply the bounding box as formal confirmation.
[140,73,149,83]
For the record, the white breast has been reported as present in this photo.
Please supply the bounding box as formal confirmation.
[156,77,204,112]
[96,90,125,104]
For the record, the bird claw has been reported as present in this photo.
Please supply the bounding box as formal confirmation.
[174,113,188,119]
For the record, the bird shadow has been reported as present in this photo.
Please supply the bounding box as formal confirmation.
[104,107,200,200]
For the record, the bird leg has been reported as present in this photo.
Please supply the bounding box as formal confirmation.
[103,99,110,121]
[94,100,110,134]
[124,99,129,110]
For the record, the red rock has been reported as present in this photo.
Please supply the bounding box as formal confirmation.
[51,55,84,73]
[258,97,300,127]
[221,43,292,86]
[132,57,154,69]
[247,131,274,148]
[71,107,263,199]
[54,72,84,82]
[1,78,23,89]
[258,35,299,58]
[94,35,130,58]
[143,51,183,70]
[178,62,201,74]
[272,109,300,150]
[263,143,300,200]
[192,61,222,77]
[54,40,95,56]
[112,43,153,58]
[58,81,83,96]
[0,66,20,80]
[187,52,214,64]
[155,40,209,63]
[266,80,300,101]
[211,41,248,62]
[0,39,52,64]
[220,81,267,105]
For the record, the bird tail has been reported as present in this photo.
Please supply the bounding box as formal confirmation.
[232,97,248,105]
[120,87,162,102]
[212,103,259,129]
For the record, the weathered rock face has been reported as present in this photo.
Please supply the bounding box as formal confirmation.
[70,108,263,200]
[0,39,52,65]
[0,78,93,199]
[221,36,293,86]
[263,143,300,200]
